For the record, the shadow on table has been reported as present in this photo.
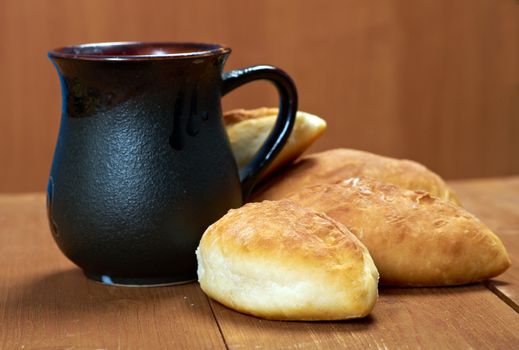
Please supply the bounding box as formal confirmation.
[485,279,512,288]
[5,267,210,321]
[209,298,377,333]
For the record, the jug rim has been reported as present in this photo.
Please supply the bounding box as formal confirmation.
[48,41,231,61]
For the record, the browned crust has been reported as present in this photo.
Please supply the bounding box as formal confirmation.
[198,200,378,320]
[287,178,511,286]
[201,200,366,268]
[252,148,460,204]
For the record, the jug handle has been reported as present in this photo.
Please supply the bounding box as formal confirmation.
[222,65,298,201]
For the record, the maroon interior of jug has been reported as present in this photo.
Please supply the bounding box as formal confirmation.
[49,42,230,60]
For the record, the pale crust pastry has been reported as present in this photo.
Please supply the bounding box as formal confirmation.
[286,178,511,286]
[224,108,327,181]
[196,200,379,320]
[252,148,460,204]
[223,107,279,125]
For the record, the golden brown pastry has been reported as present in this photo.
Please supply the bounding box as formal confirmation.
[224,108,326,182]
[253,148,459,204]
[286,178,511,286]
[196,200,379,320]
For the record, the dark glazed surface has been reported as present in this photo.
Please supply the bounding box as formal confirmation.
[48,45,241,283]
[222,65,298,199]
[47,42,297,285]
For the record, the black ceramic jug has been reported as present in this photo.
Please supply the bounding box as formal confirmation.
[47,42,297,286]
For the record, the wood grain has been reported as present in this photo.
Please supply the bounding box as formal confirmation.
[210,286,519,349]
[0,179,518,348]
[0,194,226,349]
[450,177,519,311]
[1,0,519,192]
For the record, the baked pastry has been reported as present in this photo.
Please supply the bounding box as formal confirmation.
[196,200,379,320]
[286,178,511,286]
[252,148,460,204]
[224,108,326,182]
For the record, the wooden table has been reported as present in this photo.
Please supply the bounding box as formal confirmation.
[1,177,518,349]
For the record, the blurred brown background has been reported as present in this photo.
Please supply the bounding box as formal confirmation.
[1,0,518,192]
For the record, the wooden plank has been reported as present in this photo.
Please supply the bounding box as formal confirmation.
[0,194,226,349]
[2,178,518,349]
[450,178,519,308]
[211,285,519,350]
